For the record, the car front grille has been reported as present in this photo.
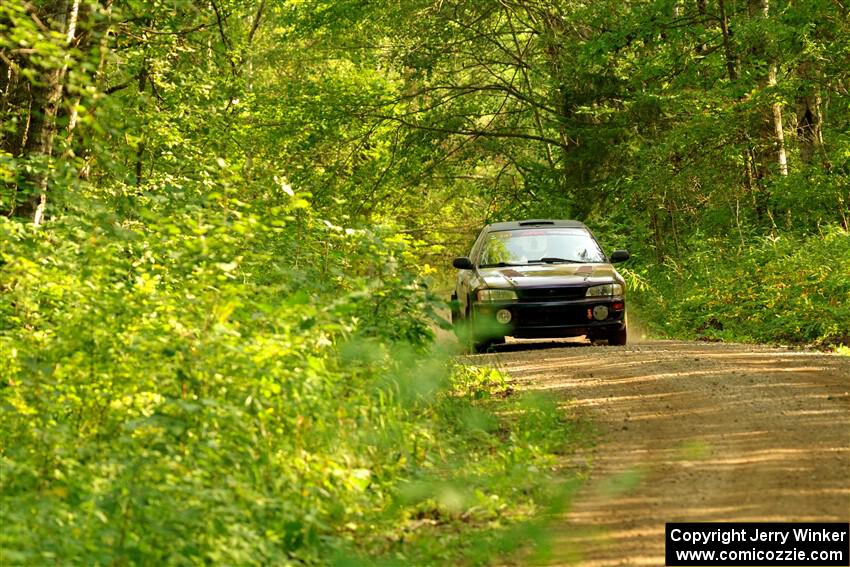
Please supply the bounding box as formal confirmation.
[516,305,589,326]
[516,286,587,302]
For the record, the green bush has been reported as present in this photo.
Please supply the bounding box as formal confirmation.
[0,197,575,565]
[632,226,850,347]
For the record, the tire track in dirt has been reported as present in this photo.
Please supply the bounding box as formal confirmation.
[481,340,850,566]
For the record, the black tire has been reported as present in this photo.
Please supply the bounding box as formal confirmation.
[607,327,627,346]
[472,335,504,354]
[450,292,460,327]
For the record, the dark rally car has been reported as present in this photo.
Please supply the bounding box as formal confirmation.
[451,219,630,352]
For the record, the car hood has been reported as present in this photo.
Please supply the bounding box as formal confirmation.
[477,263,625,289]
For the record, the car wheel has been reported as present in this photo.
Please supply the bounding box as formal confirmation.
[607,327,627,346]
[472,338,502,354]
[471,334,505,353]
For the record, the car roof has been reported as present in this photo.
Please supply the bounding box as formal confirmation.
[484,219,588,232]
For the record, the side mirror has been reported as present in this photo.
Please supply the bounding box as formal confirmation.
[610,250,630,263]
[452,256,474,270]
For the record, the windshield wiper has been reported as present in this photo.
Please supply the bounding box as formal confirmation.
[479,261,526,267]
[532,257,585,264]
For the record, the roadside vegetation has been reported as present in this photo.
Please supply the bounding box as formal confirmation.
[1,0,848,564]
[631,228,850,348]
[1,201,578,564]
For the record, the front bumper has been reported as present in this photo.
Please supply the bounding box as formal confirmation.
[472,297,625,339]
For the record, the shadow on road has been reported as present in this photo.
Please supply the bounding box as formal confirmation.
[485,340,850,566]
[484,337,594,354]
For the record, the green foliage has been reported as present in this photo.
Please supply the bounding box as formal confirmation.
[447,365,511,400]
[3,0,848,561]
[0,196,576,564]
[631,227,850,347]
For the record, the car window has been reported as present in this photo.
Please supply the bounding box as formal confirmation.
[479,228,606,266]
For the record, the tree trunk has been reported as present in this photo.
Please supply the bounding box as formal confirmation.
[243,0,266,181]
[0,59,32,157]
[134,63,148,187]
[795,92,825,166]
[0,58,10,103]
[696,0,708,56]
[14,0,80,224]
[768,64,788,176]
[748,0,787,177]
[718,0,738,82]
[738,0,786,226]
[795,63,827,168]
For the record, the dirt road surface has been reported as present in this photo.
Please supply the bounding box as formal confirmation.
[482,339,850,566]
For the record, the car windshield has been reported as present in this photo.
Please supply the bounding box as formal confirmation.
[479,228,606,266]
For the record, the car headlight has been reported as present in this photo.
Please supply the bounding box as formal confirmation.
[476,289,518,302]
[586,283,624,297]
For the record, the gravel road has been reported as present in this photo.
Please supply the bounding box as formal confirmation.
[480,339,850,566]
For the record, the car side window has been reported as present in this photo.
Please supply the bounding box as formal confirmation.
[469,229,488,263]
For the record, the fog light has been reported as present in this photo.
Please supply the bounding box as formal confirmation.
[496,309,512,324]
[592,305,609,320]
